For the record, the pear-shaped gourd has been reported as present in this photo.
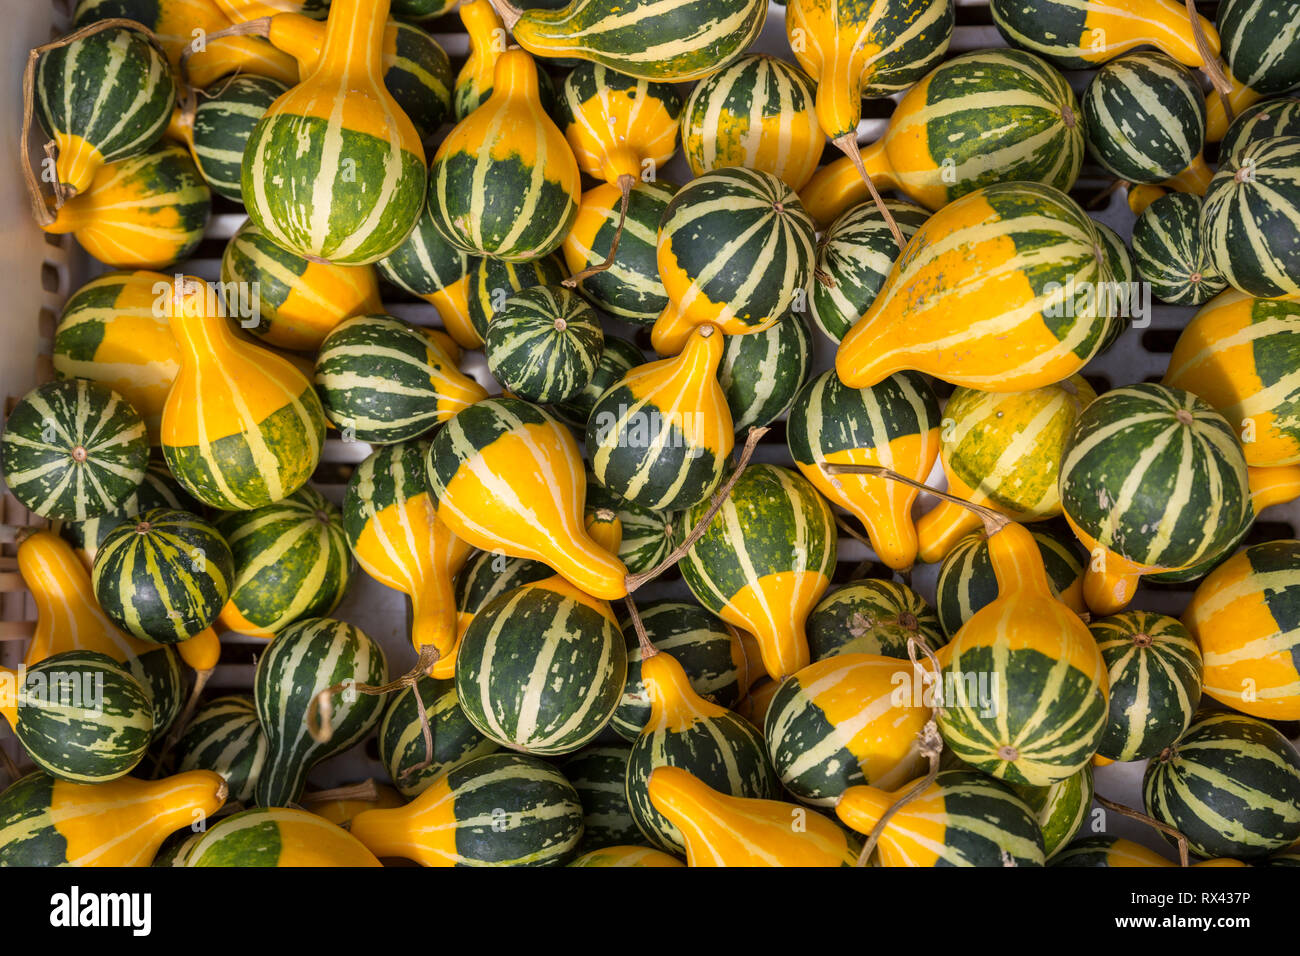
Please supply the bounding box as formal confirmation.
[678,464,836,681]
[253,618,387,807]
[160,276,326,511]
[184,807,380,866]
[626,649,779,854]
[648,766,859,866]
[241,0,427,264]
[836,769,1047,866]
[587,324,733,513]
[377,205,480,350]
[493,0,768,82]
[787,369,941,571]
[835,182,1113,392]
[429,49,579,262]
[343,439,472,665]
[937,517,1109,786]
[425,397,629,600]
[0,769,227,866]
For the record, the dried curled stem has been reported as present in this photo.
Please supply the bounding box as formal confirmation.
[308,642,440,744]
[819,462,1009,538]
[1095,793,1191,868]
[832,133,904,250]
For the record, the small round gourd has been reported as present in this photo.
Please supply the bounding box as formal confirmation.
[466,254,568,341]
[719,309,813,432]
[1132,192,1227,305]
[807,580,944,662]
[190,75,287,202]
[558,744,643,852]
[484,286,604,404]
[174,694,268,806]
[377,675,499,798]
[1006,764,1094,860]
[551,336,643,430]
[51,460,196,567]
[1220,97,1300,164]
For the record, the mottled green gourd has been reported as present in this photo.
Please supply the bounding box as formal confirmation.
[719,309,813,432]
[806,580,944,662]
[190,75,287,202]
[377,676,500,798]
[1133,193,1227,305]
[174,695,269,806]
[551,336,644,430]
[484,286,605,404]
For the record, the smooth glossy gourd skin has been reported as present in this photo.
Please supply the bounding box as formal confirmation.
[558,63,682,188]
[185,807,381,866]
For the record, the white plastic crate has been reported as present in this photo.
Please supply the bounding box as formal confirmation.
[2,0,1293,861]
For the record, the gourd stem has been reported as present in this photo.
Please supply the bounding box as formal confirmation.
[622,595,656,660]
[397,667,436,780]
[833,512,874,551]
[819,463,1008,538]
[1087,177,1130,210]
[832,133,904,251]
[1094,793,1191,868]
[1184,0,1234,111]
[624,425,769,591]
[308,642,440,744]
[488,0,522,31]
[299,777,382,806]
[20,17,159,224]
[563,173,635,287]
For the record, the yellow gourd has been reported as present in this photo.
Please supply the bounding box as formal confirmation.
[454,0,510,120]
[305,781,406,826]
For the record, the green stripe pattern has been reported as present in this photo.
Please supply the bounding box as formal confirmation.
[343,438,429,548]
[454,551,553,616]
[383,21,453,141]
[1060,384,1250,570]
[192,75,286,202]
[557,744,644,852]
[567,181,674,326]
[552,335,643,430]
[1007,764,1094,860]
[377,203,475,300]
[467,255,568,340]
[585,473,674,577]
[253,618,387,808]
[0,773,65,866]
[378,675,499,799]
[720,308,812,432]
[91,508,233,644]
[175,694,268,806]
[484,286,604,404]
[1093,219,1136,353]
[1217,0,1300,95]
[1221,98,1300,164]
[807,580,945,661]
[1,379,148,522]
[52,459,196,567]
[990,0,1110,69]
[1132,193,1227,305]
[1143,712,1300,860]
[907,770,1047,867]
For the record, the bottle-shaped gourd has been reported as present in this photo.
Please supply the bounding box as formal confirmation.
[429,50,580,262]
[160,276,325,511]
[184,806,381,866]
[241,0,427,264]
[425,397,629,600]
[587,324,733,513]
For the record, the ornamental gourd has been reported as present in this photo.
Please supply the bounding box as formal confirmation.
[425,398,629,601]
[561,745,644,852]
[484,287,604,404]
[160,276,326,510]
[493,0,768,82]
[1206,0,1300,142]
[799,48,1084,226]
[1132,193,1227,305]
[1220,98,1300,164]
[719,309,813,434]
[377,206,479,350]
[182,75,286,202]
[937,517,1109,786]
[175,694,268,805]
[465,255,569,342]
[1059,384,1251,615]
[343,439,471,664]
[587,325,732,513]
[647,766,858,866]
[1006,765,1094,860]
[0,769,227,866]
[806,580,945,662]
[835,182,1112,392]
[787,370,941,571]
[185,807,380,866]
[429,49,579,262]
[241,0,427,265]
[570,846,683,867]
[679,464,835,681]
[552,336,643,430]
[378,676,499,798]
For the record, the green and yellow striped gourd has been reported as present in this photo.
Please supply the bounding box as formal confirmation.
[185,807,380,866]
[484,286,604,404]
[1206,0,1300,141]
[1006,765,1094,860]
[558,744,644,851]
[175,694,268,805]
[806,580,944,662]
[552,336,643,430]
[465,254,569,342]
[719,308,813,433]
[378,675,499,798]
[185,75,286,201]
[1220,97,1300,163]
[454,0,562,121]
[570,846,683,867]
[583,475,674,577]
[376,205,480,350]
[52,460,196,568]
[1132,192,1227,305]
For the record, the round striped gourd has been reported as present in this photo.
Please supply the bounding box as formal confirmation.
[552,335,643,430]
[454,574,627,755]
[1,379,148,522]
[1183,540,1300,720]
[1050,835,1174,868]
[1006,764,1094,860]
[837,769,1046,867]
[221,220,383,352]
[0,769,228,867]
[1143,712,1300,860]
[51,270,180,440]
[35,23,175,198]
[584,475,673,577]
[807,580,944,662]
[92,508,234,644]
[562,181,674,327]
[375,205,479,349]
[350,752,585,866]
[504,0,767,82]
[788,369,942,571]
[378,675,499,799]
[765,653,933,806]
[174,695,268,805]
[935,523,1087,639]
[466,254,568,342]
[681,54,822,191]
[1213,0,1300,140]
[1082,51,1206,184]
[1202,136,1300,298]
[652,167,816,354]
[213,486,352,639]
[1132,192,1227,305]
[809,200,929,343]
[1164,292,1300,468]
[1093,219,1138,353]
[626,650,779,854]
[719,308,812,433]
[190,75,286,202]
[570,846,682,867]
[1221,98,1300,164]
[429,49,578,261]
[42,140,209,270]
[1090,611,1203,762]
[679,464,836,681]
[485,286,604,404]
[612,600,753,741]
[1059,384,1251,613]
[937,521,1109,786]
[587,325,733,513]
[454,551,553,621]
[52,460,196,567]
[425,397,629,601]
[253,617,387,807]
[558,744,643,851]
[4,650,153,783]
[314,313,486,443]
[186,807,380,866]
[242,0,427,265]
[835,182,1113,392]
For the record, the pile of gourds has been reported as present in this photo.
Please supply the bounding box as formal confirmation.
[1,0,1298,867]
